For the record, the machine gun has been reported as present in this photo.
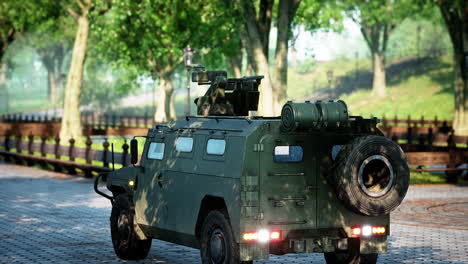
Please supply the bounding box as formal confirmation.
[192,67,263,116]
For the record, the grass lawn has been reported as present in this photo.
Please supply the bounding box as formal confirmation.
[287,56,454,120]
[410,171,447,184]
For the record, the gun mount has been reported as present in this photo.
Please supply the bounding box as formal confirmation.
[192,67,263,116]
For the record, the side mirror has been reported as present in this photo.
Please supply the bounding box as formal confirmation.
[130,139,138,165]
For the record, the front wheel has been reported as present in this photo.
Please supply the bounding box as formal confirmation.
[200,210,251,264]
[110,194,152,260]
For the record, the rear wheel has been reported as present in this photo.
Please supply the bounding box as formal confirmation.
[110,194,151,260]
[200,210,251,264]
[330,135,410,216]
[324,239,378,264]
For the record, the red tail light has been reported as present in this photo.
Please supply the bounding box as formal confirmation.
[242,229,283,242]
[270,230,282,241]
[351,225,386,237]
[351,227,361,236]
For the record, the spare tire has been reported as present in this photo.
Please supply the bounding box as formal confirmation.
[330,135,409,216]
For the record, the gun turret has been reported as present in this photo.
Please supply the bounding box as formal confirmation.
[192,68,263,116]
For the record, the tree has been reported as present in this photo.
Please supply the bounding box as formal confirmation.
[38,43,67,106]
[33,16,74,107]
[272,0,302,113]
[236,0,335,115]
[284,0,339,107]
[437,0,468,135]
[98,0,238,122]
[60,0,111,142]
[81,58,138,114]
[344,0,421,98]
[0,0,56,112]
[237,0,282,116]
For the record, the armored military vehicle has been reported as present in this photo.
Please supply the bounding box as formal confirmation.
[95,67,409,264]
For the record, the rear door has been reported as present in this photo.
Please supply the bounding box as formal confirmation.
[259,134,317,228]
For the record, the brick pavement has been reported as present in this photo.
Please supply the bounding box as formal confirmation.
[0,163,467,264]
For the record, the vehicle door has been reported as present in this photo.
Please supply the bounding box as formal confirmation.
[259,134,317,228]
[134,132,169,228]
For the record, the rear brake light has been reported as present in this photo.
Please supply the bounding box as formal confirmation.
[351,225,386,237]
[243,232,257,241]
[351,227,361,236]
[243,229,283,242]
[270,230,282,241]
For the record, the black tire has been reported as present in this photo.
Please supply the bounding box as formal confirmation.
[330,135,410,216]
[110,194,152,260]
[324,239,378,264]
[200,210,250,264]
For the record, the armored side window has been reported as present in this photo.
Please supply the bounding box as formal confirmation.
[274,145,303,163]
[206,139,226,155]
[147,142,165,160]
[176,137,193,152]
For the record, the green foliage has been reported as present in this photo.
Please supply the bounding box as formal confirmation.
[295,58,317,74]
[386,7,451,59]
[0,0,56,38]
[289,56,454,120]
[0,0,60,58]
[296,0,343,32]
[2,42,49,112]
[81,58,139,113]
[95,0,240,76]
[341,0,430,58]
[344,0,421,27]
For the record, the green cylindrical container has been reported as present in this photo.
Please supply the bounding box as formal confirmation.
[281,100,349,131]
[281,102,321,131]
[315,100,349,128]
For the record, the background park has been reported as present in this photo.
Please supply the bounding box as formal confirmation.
[0,1,467,264]
[0,0,467,184]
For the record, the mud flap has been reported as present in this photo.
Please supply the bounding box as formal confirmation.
[360,237,387,254]
[239,242,269,261]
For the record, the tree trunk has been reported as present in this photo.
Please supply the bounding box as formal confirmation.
[47,69,59,106]
[290,38,298,68]
[154,73,174,122]
[241,0,275,116]
[272,0,291,114]
[452,52,468,135]
[439,1,468,136]
[227,54,242,78]
[170,94,177,120]
[371,52,386,98]
[60,15,89,142]
[0,61,8,113]
[238,30,257,75]
[258,0,274,58]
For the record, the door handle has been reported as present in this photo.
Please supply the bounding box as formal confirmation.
[157,173,163,188]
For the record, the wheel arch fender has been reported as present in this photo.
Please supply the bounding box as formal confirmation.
[195,195,234,241]
[106,166,140,196]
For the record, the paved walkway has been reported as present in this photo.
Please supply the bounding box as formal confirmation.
[0,164,467,264]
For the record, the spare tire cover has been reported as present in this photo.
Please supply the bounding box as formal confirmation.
[330,135,409,216]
